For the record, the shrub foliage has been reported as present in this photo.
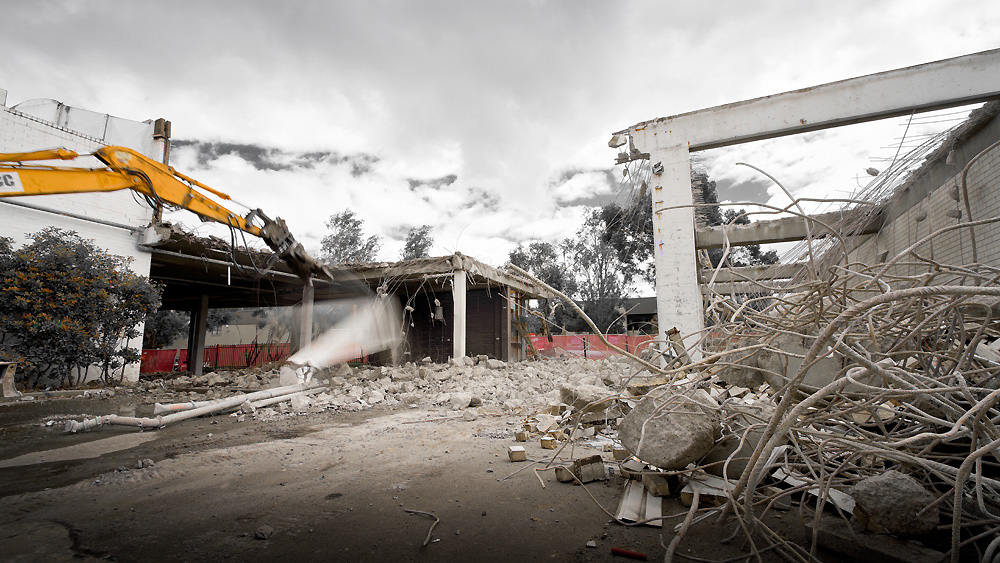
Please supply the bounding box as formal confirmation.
[0,228,161,387]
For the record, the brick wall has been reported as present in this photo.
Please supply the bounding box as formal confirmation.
[848,113,1000,284]
[466,288,506,360]
[399,286,509,363]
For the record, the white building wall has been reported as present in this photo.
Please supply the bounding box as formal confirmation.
[0,90,165,383]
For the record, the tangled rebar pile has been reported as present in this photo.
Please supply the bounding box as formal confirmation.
[679,130,1000,561]
[696,266,1000,562]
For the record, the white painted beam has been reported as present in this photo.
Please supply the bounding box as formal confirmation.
[627,49,1000,152]
[623,49,1000,357]
[694,208,884,249]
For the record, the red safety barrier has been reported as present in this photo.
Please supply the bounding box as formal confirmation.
[140,344,291,373]
[528,334,656,359]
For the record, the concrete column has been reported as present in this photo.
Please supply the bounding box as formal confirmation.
[294,283,315,354]
[645,143,704,361]
[186,295,209,377]
[452,270,467,359]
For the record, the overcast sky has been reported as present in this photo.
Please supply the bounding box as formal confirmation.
[2,1,997,269]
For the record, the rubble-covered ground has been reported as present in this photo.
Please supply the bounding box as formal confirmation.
[0,356,850,563]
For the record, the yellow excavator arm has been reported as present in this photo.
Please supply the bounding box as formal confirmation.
[0,146,334,283]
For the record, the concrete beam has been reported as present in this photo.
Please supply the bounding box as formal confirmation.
[623,50,1000,352]
[700,263,808,284]
[694,208,885,249]
[624,49,1000,153]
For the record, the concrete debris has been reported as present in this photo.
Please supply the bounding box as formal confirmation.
[614,479,661,527]
[617,386,719,470]
[640,473,671,497]
[572,455,607,483]
[254,525,274,540]
[507,445,527,462]
[806,515,944,563]
[850,470,939,536]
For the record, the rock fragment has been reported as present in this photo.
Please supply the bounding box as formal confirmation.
[849,470,939,536]
[618,386,720,470]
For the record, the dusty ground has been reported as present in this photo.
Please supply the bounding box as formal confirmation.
[0,385,842,563]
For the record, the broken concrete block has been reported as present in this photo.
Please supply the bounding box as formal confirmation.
[849,470,938,536]
[486,359,506,369]
[255,525,275,540]
[641,473,671,497]
[559,383,610,413]
[534,413,560,433]
[612,447,630,461]
[625,375,674,397]
[756,332,843,391]
[540,436,557,449]
[555,466,576,483]
[619,459,646,480]
[572,455,607,483]
[508,446,527,462]
[289,394,311,413]
[514,431,528,442]
[543,401,566,415]
[449,392,474,410]
[618,386,720,470]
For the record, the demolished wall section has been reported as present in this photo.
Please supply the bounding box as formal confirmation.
[849,106,1000,277]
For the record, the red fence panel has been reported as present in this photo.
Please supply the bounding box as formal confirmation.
[528,334,656,360]
[140,344,292,373]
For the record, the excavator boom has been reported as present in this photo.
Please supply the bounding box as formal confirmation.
[0,146,334,283]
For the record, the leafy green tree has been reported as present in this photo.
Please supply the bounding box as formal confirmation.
[562,210,632,333]
[0,228,160,386]
[508,241,578,333]
[401,225,434,260]
[143,310,187,349]
[601,189,654,285]
[321,209,382,264]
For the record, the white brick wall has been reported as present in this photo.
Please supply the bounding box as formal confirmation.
[848,134,1000,286]
[0,97,162,383]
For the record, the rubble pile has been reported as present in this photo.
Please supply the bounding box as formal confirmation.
[681,258,1000,560]
[134,355,649,420]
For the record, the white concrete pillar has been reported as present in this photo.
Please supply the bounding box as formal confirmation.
[643,142,704,361]
[452,270,467,359]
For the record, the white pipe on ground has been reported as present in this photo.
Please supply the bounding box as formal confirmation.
[65,383,320,433]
